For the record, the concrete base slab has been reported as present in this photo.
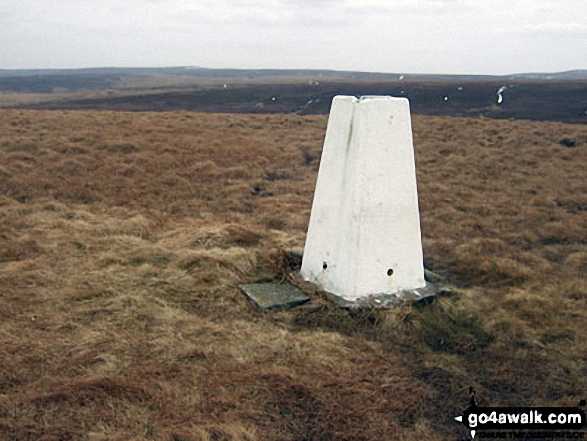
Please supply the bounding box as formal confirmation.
[291,269,438,309]
[322,281,438,309]
[239,283,310,310]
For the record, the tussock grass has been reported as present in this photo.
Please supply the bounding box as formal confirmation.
[0,109,586,439]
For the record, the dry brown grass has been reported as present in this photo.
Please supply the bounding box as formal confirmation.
[0,109,586,440]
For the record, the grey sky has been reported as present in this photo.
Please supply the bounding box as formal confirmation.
[1,0,586,74]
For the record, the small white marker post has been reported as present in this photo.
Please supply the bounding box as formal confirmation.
[300,95,435,307]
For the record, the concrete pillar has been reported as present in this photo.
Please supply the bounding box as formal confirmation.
[301,95,430,304]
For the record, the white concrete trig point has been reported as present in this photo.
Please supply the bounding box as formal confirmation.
[300,95,435,307]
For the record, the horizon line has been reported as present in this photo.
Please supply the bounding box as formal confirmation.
[0,65,586,78]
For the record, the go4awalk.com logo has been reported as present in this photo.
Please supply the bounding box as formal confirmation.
[455,388,586,439]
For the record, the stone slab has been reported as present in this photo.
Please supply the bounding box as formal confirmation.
[424,268,447,285]
[239,283,310,310]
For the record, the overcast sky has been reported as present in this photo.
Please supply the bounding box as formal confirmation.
[1,0,586,75]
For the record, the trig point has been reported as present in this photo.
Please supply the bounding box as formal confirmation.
[300,95,435,307]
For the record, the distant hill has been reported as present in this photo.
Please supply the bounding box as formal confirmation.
[0,66,468,80]
[1,66,586,81]
[509,70,587,80]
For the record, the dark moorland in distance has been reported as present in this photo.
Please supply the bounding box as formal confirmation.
[1,67,586,123]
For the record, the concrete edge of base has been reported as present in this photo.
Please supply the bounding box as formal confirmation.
[292,270,439,309]
[323,282,439,309]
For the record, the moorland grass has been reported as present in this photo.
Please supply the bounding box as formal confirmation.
[0,109,586,440]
